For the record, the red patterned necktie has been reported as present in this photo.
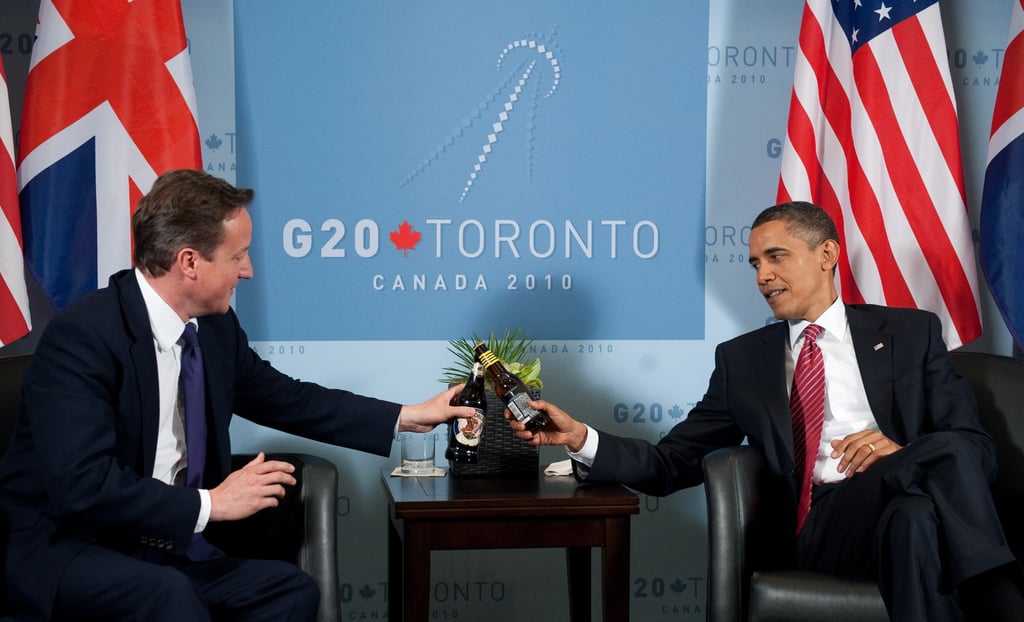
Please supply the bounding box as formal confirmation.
[791,323,825,534]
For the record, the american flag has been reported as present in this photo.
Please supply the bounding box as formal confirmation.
[777,0,981,349]
[980,0,1024,353]
[18,0,201,311]
[0,56,31,346]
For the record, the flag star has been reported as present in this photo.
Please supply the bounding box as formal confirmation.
[852,28,860,43]
[854,0,862,7]
[875,2,893,20]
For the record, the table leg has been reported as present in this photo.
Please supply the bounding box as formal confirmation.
[566,546,592,622]
[388,518,403,622]
[602,516,631,621]
[403,522,432,622]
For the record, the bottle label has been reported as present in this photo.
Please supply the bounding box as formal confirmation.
[507,393,540,423]
[454,408,485,446]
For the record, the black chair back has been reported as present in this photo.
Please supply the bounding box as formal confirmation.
[950,351,1024,561]
[0,355,31,614]
[0,355,31,456]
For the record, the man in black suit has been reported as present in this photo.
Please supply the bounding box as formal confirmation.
[0,169,474,621]
[511,201,1024,620]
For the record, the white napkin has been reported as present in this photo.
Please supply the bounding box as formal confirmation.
[544,459,573,476]
[390,466,448,477]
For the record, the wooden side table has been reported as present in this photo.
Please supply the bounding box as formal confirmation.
[381,469,640,621]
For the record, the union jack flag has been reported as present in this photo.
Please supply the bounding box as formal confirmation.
[18,0,201,311]
[778,0,981,349]
[981,0,1024,353]
[1,56,31,346]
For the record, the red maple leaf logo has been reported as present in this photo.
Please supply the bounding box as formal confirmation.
[389,220,421,257]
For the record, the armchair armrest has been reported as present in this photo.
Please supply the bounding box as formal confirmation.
[702,446,793,622]
[207,452,339,622]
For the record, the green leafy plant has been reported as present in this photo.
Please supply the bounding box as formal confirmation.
[440,328,543,389]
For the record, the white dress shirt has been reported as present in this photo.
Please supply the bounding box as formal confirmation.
[135,269,212,532]
[570,298,880,484]
[787,298,879,483]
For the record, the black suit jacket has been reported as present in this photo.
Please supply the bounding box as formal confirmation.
[0,270,401,619]
[584,304,996,515]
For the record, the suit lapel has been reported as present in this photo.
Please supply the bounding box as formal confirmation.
[847,305,895,434]
[112,270,162,476]
[757,323,796,460]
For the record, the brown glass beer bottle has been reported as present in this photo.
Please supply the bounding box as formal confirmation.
[446,361,486,464]
[473,342,549,432]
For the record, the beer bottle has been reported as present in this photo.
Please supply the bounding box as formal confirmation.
[473,342,549,432]
[446,362,486,464]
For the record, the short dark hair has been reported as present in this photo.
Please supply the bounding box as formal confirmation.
[132,169,254,275]
[752,201,839,249]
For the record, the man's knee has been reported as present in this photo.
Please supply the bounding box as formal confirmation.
[296,572,320,613]
[56,562,207,622]
[250,560,319,621]
[150,566,205,608]
[881,494,937,534]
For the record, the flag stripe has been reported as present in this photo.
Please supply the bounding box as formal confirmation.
[897,14,965,206]
[989,0,1024,139]
[778,86,866,305]
[857,35,976,343]
[981,0,1024,352]
[0,56,31,345]
[779,0,981,349]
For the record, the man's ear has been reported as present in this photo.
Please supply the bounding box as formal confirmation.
[820,239,840,272]
[176,247,200,279]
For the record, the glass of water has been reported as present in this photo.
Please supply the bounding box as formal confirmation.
[400,432,436,475]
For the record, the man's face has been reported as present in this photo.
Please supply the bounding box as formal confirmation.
[747,219,837,322]
[193,207,253,315]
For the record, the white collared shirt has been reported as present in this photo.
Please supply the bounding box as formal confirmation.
[135,269,211,532]
[788,298,879,483]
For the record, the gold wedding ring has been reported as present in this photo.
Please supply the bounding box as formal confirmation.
[867,443,876,452]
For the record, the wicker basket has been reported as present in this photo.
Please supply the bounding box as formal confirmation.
[448,387,539,477]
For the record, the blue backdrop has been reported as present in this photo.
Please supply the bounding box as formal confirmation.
[234,2,707,342]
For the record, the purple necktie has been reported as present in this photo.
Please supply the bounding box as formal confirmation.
[180,323,220,560]
[791,323,826,534]
[181,323,206,489]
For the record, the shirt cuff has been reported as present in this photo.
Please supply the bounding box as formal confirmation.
[196,489,212,533]
[566,424,599,468]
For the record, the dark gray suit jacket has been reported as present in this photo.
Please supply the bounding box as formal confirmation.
[0,269,401,619]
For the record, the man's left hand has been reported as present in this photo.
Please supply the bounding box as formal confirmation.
[831,430,901,477]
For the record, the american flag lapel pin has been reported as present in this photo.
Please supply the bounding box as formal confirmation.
[873,342,885,351]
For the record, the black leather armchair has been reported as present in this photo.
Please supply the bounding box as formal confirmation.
[702,351,1024,622]
[0,355,341,622]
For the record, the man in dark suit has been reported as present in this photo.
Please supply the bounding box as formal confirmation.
[511,201,1024,620]
[0,169,474,621]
